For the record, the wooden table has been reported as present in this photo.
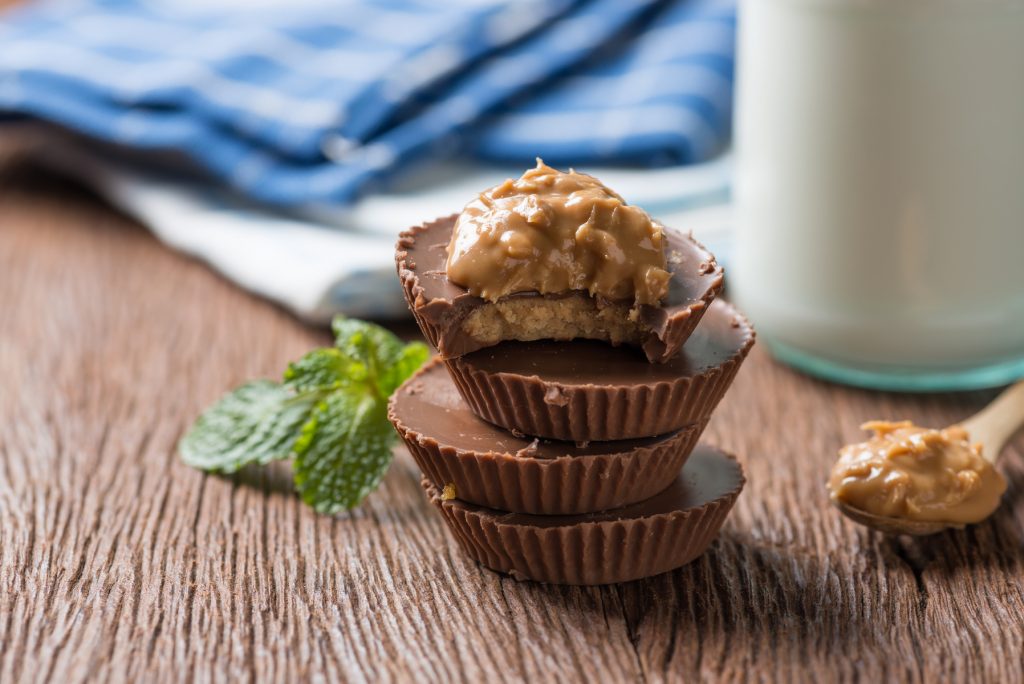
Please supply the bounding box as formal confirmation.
[1,167,1022,683]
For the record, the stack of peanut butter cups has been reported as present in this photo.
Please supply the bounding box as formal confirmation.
[388,214,755,586]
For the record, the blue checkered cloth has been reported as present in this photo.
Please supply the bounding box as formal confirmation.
[0,0,736,209]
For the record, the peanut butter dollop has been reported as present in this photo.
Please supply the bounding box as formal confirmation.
[828,421,1006,524]
[445,160,671,307]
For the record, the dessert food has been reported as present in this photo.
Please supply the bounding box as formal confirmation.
[446,160,671,307]
[444,299,753,441]
[828,420,1006,524]
[390,359,705,514]
[389,161,752,585]
[396,163,724,363]
[422,446,744,585]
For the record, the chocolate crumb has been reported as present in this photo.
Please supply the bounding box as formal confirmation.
[514,439,541,458]
[544,386,570,407]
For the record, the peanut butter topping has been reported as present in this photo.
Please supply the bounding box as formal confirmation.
[828,421,1006,525]
[445,160,670,307]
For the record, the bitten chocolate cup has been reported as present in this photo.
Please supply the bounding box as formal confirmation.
[395,215,724,363]
[424,446,745,586]
[389,359,705,515]
[444,299,754,442]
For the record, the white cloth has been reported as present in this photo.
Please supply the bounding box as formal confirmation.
[14,132,734,321]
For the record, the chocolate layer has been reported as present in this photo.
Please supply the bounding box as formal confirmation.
[445,299,755,441]
[389,359,705,515]
[425,446,745,585]
[395,215,724,363]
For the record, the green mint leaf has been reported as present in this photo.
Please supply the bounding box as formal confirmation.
[283,347,364,392]
[332,316,403,369]
[377,341,430,397]
[331,316,429,398]
[182,316,430,513]
[292,392,395,513]
[179,380,316,473]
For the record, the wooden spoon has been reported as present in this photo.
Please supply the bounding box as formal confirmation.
[832,379,1024,536]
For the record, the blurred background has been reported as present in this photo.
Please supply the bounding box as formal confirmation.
[1,0,1022,390]
[0,0,735,319]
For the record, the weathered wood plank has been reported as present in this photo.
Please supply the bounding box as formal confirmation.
[0,169,1021,683]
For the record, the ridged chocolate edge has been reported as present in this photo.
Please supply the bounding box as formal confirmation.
[389,367,707,514]
[444,310,756,442]
[423,455,744,585]
[641,231,725,363]
[395,216,460,353]
[396,216,725,362]
[402,424,703,516]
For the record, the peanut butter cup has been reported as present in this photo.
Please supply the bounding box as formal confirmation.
[393,162,752,585]
[444,299,754,442]
[396,216,723,364]
[389,359,704,515]
[424,446,744,585]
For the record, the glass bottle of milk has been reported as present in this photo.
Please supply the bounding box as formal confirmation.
[732,0,1024,391]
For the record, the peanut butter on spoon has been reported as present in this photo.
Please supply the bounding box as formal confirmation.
[829,380,1024,535]
[829,422,1005,525]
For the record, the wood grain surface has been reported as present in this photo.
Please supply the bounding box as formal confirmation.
[1,166,1022,683]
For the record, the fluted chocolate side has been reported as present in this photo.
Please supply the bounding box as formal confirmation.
[394,420,704,516]
[388,358,707,514]
[444,359,740,442]
[423,448,745,585]
[443,302,754,441]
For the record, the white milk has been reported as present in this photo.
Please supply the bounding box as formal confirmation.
[733,0,1024,389]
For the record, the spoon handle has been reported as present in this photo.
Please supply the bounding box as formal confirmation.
[959,380,1024,463]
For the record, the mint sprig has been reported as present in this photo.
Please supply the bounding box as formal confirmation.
[292,393,394,513]
[179,381,317,473]
[179,317,429,512]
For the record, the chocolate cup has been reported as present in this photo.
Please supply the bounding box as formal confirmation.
[395,215,724,363]
[444,299,754,442]
[424,446,744,586]
[389,359,706,515]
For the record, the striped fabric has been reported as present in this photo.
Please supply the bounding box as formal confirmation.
[0,0,736,209]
